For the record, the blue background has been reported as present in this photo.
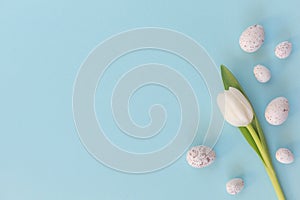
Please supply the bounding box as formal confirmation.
[1,0,300,199]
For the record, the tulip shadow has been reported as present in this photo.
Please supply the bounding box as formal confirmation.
[260,16,292,45]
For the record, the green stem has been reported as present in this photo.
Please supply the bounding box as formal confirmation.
[265,165,286,200]
[246,124,285,200]
[246,124,271,168]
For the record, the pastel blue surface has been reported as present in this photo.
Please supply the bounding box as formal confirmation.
[1,0,300,199]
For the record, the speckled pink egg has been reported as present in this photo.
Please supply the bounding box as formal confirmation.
[275,41,292,59]
[265,97,289,125]
[239,24,265,53]
[253,64,271,83]
[276,148,294,164]
[226,178,244,195]
[186,145,216,168]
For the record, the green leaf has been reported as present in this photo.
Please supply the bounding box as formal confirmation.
[239,127,264,162]
[220,64,246,96]
[220,64,265,162]
[221,65,241,90]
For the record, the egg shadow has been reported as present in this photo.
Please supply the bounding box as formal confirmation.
[282,139,300,159]
[260,17,292,45]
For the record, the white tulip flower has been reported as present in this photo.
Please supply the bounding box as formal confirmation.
[219,65,286,199]
[217,87,253,127]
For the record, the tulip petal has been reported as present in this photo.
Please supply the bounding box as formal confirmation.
[224,90,248,126]
[217,87,253,127]
[228,87,253,125]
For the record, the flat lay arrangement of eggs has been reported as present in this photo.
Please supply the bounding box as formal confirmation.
[239,24,292,128]
[187,23,295,196]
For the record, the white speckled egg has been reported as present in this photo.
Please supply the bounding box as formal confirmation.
[226,178,244,195]
[265,97,289,125]
[253,64,271,83]
[239,24,265,53]
[275,41,292,59]
[276,148,294,164]
[186,145,216,168]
